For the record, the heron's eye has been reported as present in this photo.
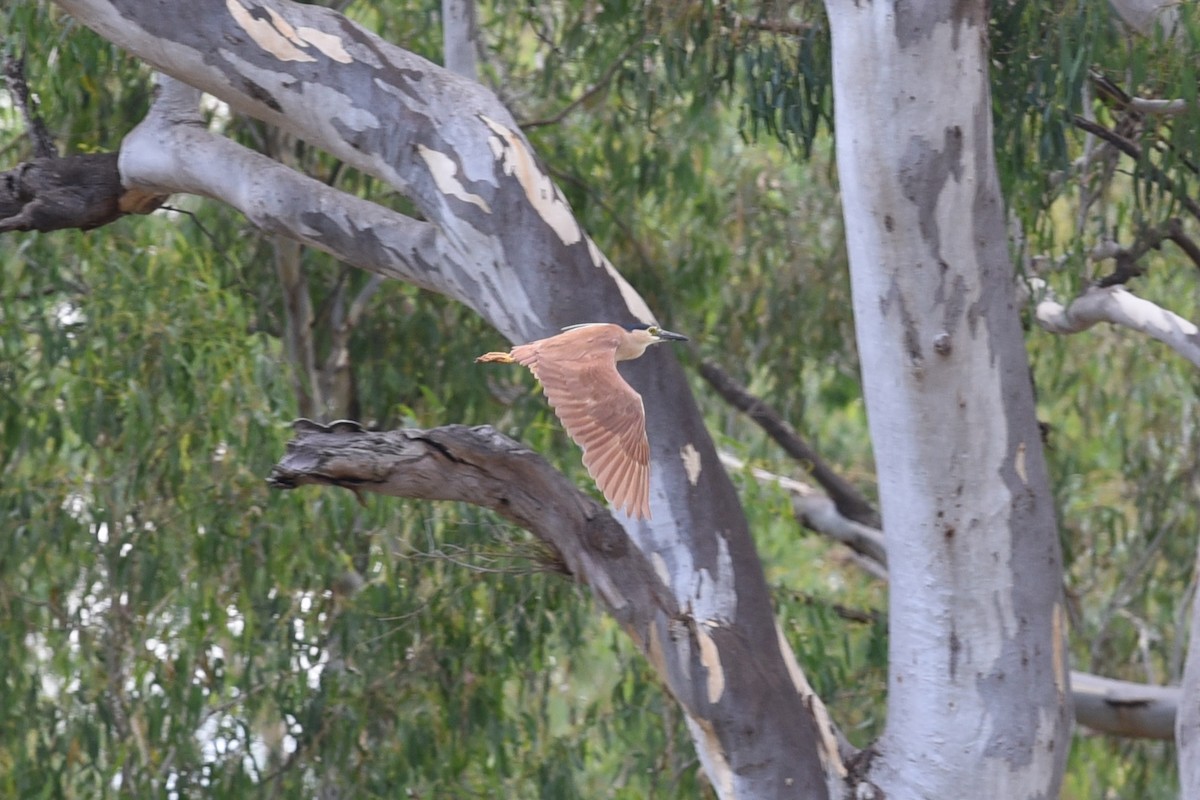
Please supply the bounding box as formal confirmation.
[648,325,660,335]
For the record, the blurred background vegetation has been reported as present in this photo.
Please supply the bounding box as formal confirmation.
[2,0,1198,797]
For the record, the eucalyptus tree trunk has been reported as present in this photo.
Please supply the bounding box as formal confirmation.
[441,0,479,79]
[51,0,840,796]
[1180,584,1200,798]
[823,0,1071,797]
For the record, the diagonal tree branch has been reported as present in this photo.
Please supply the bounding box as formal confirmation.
[697,357,879,528]
[117,76,453,299]
[3,53,59,159]
[728,12,816,37]
[1093,218,1200,286]
[520,37,644,129]
[1072,115,1200,223]
[1032,282,1200,369]
[269,420,639,583]
[717,451,887,573]
[267,418,849,772]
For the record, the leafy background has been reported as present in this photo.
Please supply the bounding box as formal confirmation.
[3,0,1199,797]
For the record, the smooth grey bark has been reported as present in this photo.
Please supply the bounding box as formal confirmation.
[824,0,1070,797]
[1107,0,1181,38]
[1071,671,1177,741]
[1181,577,1200,797]
[52,1,842,796]
[441,0,478,79]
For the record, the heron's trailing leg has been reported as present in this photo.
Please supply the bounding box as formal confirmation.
[475,351,515,363]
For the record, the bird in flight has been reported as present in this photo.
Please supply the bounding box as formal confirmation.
[476,322,688,519]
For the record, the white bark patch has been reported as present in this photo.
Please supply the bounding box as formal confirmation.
[695,623,726,703]
[263,6,301,42]
[588,239,657,324]
[226,0,316,63]
[480,114,581,245]
[774,621,846,780]
[296,26,352,64]
[684,716,734,798]
[650,552,672,589]
[645,620,667,675]
[690,533,737,623]
[1052,603,1067,700]
[680,443,702,485]
[416,145,491,213]
[584,557,628,612]
[1014,441,1027,484]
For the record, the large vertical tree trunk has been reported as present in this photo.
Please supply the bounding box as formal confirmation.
[1180,583,1200,797]
[823,1,1071,796]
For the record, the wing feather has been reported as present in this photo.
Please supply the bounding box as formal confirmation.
[606,455,640,516]
[516,326,652,519]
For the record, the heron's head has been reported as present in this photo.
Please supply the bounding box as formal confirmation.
[617,323,689,360]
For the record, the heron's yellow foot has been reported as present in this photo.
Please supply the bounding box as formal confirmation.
[475,351,515,364]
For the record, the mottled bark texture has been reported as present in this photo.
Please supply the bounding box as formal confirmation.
[824,0,1070,797]
[1180,583,1200,797]
[50,1,841,796]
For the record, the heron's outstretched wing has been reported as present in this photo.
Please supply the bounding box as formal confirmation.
[512,332,651,519]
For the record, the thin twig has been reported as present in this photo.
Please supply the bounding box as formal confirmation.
[521,38,643,129]
[1092,69,1191,117]
[1093,218,1195,286]
[3,53,58,159]
[1073,115,1200,223]
[729,12,815,36]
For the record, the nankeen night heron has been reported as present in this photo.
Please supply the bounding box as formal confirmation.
[476,322,689,520]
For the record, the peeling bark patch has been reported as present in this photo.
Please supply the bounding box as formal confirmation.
[1052,604,1067,700]
[1014,441,1028,484]
[695,623,726,703]
[646,620,667,675]
[894,0,981,49]
[416,145,491,213]
[691,535,738,624]
[296,26,352,63]
[774,621,846,778]
[227,0,316,62]
[899,127,964,268]
[479,115,582,246]
[965,284,987,339]
[686,717,734,798]
[650,552,672,589]
[936,271,969,338]
[592,241,656,323]
[680,443,702,485]
[880,278,923,363]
